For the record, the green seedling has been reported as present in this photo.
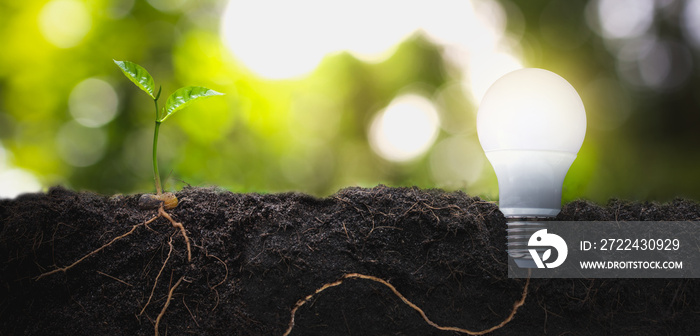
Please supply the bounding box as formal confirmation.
[114,60,223,209]
[36,61,218,331]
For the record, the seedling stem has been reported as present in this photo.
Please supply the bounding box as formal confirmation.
[153,86,163,195]
[153,121,162,195]
[113,59,223,196]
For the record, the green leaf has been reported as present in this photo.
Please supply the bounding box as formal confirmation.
[113,60,156,99]
[160,86,224,122]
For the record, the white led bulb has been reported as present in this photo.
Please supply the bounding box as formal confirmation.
[477,68,586,218]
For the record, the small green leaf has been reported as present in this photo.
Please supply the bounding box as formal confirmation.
[113,60,156,99]
[160,86,224,122]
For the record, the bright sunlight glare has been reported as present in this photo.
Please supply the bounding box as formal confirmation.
[220,0,518,80]
[221,0,345,79]
[421,0,507,51]
[369,94,440,162]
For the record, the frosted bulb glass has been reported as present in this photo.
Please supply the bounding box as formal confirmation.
[477,68,586,217]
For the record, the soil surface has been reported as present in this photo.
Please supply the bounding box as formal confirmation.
[1,186,699,335]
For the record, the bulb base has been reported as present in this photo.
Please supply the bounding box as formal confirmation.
[506,217,549,268]
[486,150,576,217]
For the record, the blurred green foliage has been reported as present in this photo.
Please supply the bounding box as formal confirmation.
[1,0,700,203]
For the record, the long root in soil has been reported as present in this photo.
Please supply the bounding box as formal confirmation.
[36,204,191,280]
[283,273,530,336]
[33,203,195,336]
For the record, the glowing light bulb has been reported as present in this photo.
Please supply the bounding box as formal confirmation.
[477,68,586,217]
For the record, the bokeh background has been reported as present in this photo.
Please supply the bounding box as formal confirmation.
[1,0,699,203]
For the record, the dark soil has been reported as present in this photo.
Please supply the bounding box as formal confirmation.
[1,186,699,335]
